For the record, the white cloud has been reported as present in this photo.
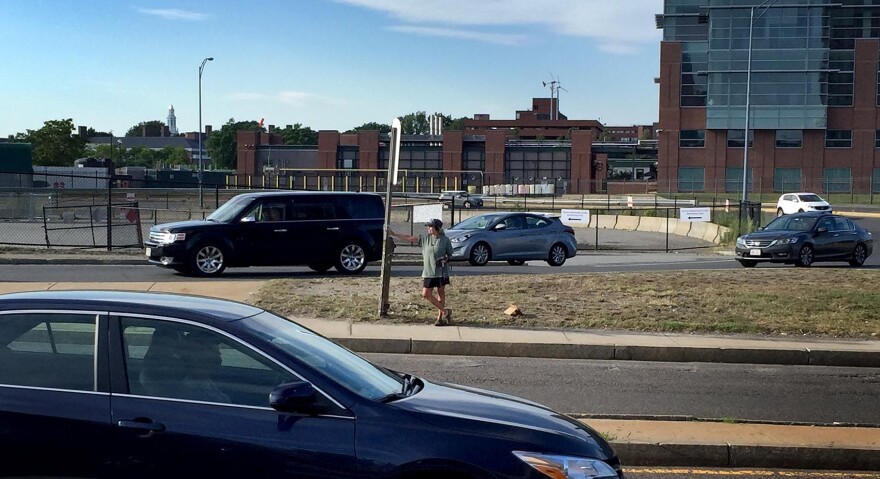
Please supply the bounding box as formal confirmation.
[335,0,662,53]
[387,25,525,46]
[136,8,208,21]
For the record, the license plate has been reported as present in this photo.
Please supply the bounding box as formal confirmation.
[145,247,152,257]
[750,249,761,257]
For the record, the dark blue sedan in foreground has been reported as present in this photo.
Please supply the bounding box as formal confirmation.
[0,291,622,479]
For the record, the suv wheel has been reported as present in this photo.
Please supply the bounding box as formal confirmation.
[547,243,567,267]
[795,245,813,267]
[849,244,867,267]
[468,242,491,266]
[190,243,227,276]
[463,201,472,209]
[336,242,367,274]
[776,208,784,217]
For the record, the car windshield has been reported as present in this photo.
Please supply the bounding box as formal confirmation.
[764,215,818,232]
[237,311,402,401]
[450,213,504,231]
[206,196,254,223]
[798,194,824,202]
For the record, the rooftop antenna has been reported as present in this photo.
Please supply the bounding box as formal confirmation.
[556,78,567,121]
[542,77,558,120]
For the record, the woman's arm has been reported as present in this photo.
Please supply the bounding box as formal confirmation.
[388,229,419,243]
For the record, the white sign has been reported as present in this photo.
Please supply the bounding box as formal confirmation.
[560,209,590,224]
[680,207,711,222]
[413,204,444,225]
[390,118,402,185]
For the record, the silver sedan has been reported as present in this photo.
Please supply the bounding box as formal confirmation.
[446,212,578,266]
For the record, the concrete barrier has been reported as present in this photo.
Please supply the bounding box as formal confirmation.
[616,215,640,231]
[674,219,692,237]
[636,216,664,233]
[662,218,678,234]
[687,221,709,240]
[703,223,720,243]
[591,214,618,229]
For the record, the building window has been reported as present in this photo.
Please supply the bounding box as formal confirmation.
[504,148,570,185]
[875,131,880,149]
[774,168,802,192]
[726,130,753,148]
[679,129,705,148]
[336,146,359,170]
[874,169,880,193]
[824,168,851,193]
[776,130,803,149]
[678,167,705,192]
[825,130,852,148]
[725,167,753,193]
[462,148,486,187]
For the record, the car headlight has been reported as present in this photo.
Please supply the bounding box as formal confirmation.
[155,232,186,244]
[736,236,746,247]
[450,234,472,243]
[513,451,618,479]
[773,237,799,245]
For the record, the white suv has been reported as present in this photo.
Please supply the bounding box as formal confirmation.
[776,192,832,216]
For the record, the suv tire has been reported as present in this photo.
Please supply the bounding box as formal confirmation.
[190,243,227,277]
[335,242,367,274]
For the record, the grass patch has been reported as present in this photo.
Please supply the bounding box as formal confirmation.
[252,269,880,338]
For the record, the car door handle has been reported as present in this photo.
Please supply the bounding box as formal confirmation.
[118,419,166,432]
[273,229,288,233]
[327,227,340,231]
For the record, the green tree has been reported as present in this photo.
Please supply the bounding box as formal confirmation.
[346,122,391,134]
[86,127,111,137]
[275,123,318,145]
[161,146,190,168]
[206,118,262,170]
[399,111,430,135]
[444,116,468,131]
[126,120,166,137]
[18,119,87,166]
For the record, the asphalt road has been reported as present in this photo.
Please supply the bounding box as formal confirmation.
[2,249,878,282]
[363,353,880,425]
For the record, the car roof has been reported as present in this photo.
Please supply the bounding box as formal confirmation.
[0,290,264,322]
[779,211,834,218]
[781,192,821,197]
[234,191,381,200]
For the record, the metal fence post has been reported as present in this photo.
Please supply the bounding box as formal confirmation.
[106,173,113,251]
[665,207,669,253]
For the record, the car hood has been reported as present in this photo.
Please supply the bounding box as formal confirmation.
[393,380,613,458]
[445,229,482,239]
[151,220,221,232]
[743,230,800,240]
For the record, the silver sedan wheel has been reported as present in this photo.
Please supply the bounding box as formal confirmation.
[547,244,567,266]
[195,246,224,274]
[337,244,366,274]
[469,243,490,266]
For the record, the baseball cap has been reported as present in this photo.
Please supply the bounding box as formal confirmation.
[424,218,443,229]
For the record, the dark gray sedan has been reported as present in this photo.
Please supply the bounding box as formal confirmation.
[447,212,578,266]
[735,212,873,268]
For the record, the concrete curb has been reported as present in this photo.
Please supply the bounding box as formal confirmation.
[613,442,880,471]
[333,338,880,368]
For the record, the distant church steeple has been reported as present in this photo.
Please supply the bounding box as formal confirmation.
[167,104,178,135]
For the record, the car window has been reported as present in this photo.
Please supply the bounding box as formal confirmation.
[0,313,96,391]
[291,197,338,220]
[526,215,550,229]
[207,195,254,223]
[239,312,403,401]
[121,317,296,407]
[333,195,383,219]
[799,194,823,202]
[765,216,818,231]
[451,214,503,230]
[253,202,287,222]
[502,215,525,230]
[833,217,852,231]
[817,217,834,231]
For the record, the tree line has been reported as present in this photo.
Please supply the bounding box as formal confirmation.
[9,112,468,170]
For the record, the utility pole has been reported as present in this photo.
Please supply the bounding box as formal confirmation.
[378,118,402,317]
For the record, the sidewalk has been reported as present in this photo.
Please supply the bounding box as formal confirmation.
[0,279,878,471]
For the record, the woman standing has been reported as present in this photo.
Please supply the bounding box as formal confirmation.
[388,218,454,326]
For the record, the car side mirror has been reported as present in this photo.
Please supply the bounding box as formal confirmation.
[493,223,507,231]
[269,381,320,414]
[757,227,764,231]
[241,216,256,223]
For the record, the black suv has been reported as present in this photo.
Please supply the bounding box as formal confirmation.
[145,191,385,276]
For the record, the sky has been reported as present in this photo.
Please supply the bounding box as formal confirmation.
[0,0,664,138]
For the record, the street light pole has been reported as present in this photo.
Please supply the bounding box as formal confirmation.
[741,0,777,203]
[198,57,213,208]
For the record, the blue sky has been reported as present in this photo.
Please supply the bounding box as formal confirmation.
[1,0,663,137]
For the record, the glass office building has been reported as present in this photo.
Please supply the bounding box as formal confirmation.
[658,0,880,194]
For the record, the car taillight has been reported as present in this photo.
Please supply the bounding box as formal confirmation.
[563,227,575,235]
